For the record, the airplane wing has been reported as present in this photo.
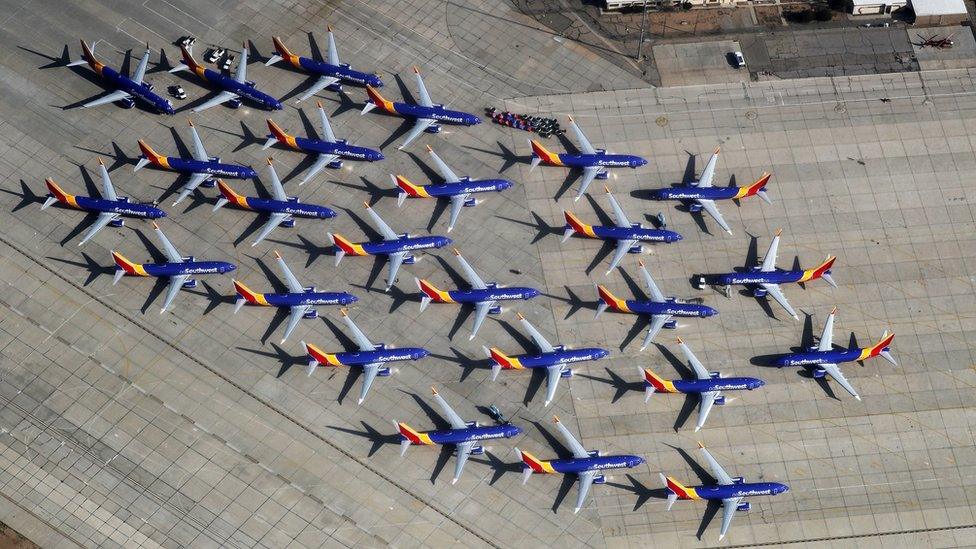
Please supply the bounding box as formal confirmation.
[397,118,436,150]
[696,391,719,432]
[191,90,239,113]
[326,27,340,66]
[82,90,132,109]
[97,161,117,201]
[553,416,589,459]
[761,283,798,320]
[78,212,120,245]
[638,262,665,302]
[544,365,563,407]
[154,224,183,263]
[431,389,467,429]
[318,104,338,143]
[605,189,631,227]
[297,76,340,103]
[188,123,209,161]
[677,339,710,380]
[301,153,340,185]
[414,69,433,107]
[276,252,304,293]
[697,199,732,235]
[641,315,670,350]
[281,305,309,343]
[469,300,495,340]
[454,251,486,289]
[453,441,474,484]
[575,166,601,200]
[760,232,781,272]
[519,315,555,353]
[266,161,287,201]
[818,309,835,352]
[427,147,460,183]
[160,274,190,313]
[132,48,151,84]
[251,213,290,246]
[341,310,375,351]
[574,470,596,513]
[358,362,380,405]
[700,445,734,485]
[364,204,400,240]
[819,362,860,400]
[719,498,742,541]
[447,194,468,232]
[606,239,635,275]
[172,172,210,206]
[386,252,405,291]
[234,45,248,83]
[698,148,720,188]
[568,118,596,155]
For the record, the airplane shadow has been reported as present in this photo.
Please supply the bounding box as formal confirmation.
[494,211,557,245]
[184,280,232,315]
[238,343,303,378]
[542,285,589,320]
[46,252,112,287]
[461,141,523,174]
[2,180,42,213]
[577,367,642,404]
[326,421,398,457]
[605,473,668,511]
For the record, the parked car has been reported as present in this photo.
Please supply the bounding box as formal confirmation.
[168,85,186,100]
[733,51,745,68]
[205,47,225,63]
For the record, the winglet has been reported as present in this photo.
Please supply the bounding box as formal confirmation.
[96,157,104,166]
[453,248,461,256]
[363,201,371,210]
[830,306,837,315]
[567,115,574,123]
[714,146,721,155]
[676,336,683,344]
[604,185,611,194]
[425,144,433,153]
[412,66,420,74]
[516,312,524,321]
[775,228,783,237]
[638,259,644,268]
[274,250,282,260]
[552,415,560,424]
[340,307,349,317]
[152,221,160,230]
[327,25,333,32]
[697,441,705,449]
[316,100,323,109]
[430,386,438,396]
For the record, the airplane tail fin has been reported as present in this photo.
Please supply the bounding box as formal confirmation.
[804,256,837,287]
[214,180,243,211]
[232,280,262,313]
[642,368,673,400]
[135,140,165,171]
[169,44,199,74]
[486,347,518,378]
[562,210,591,242]
[362,85,393,115]
[529,139,560,169]
[481,346,502,381]
[266,36,294,67]
[749,172,773,204]
[395,421,430,455]
[303,341,340,376]
[264,119,291,150]
[595,285,626,317]
[68,40,96,67]
[660,473,679,510]
[42,178,72,209]
[516,447,550,483]
[329,233,363,264]
[111,251,142,284]
[863,331,896,365]
[393,175,423,207]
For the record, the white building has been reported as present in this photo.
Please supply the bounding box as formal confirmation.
[910,0,968,25]
[852,0,907,15]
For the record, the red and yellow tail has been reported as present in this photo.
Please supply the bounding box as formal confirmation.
[799,256,836,282]
[397,422,433,445]
[530,140,563,166]
[597,285,629,313]
[564,211,596,238]
[858,332,895,361]
[394,175,429,198]
[79,40,104,73]
[418,279,453,303]
[178,45,202,72]
[519,448,555,473]
[643,368,677,393]
[735,172,772,199]
[488,348,523,370]
[665,476,699,500]
[271,36,301,67]
[233,280,268,306]
[112,251,148,276]
[304,341,342,366]
[44,178,78,208]
[138,140,169,169]
[217,180,249,208]
[331,233,368,256]
[266,119,298,149]
[365,85,395,113]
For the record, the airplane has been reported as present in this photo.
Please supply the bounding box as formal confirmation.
[517,415,644,513]
[416,249,540,340]
[233,251,357,343]
[484,313,609,406]
[213,158,337,247]
[395,387,521,484]
[112,222,236,314]
[65,40,175,114]
[696,229,836,320]
[170,42,282,112]
[328,202,451,292]
[135,119,257,206]
[361,67,481,150]
[41,158,166,246]
[302,308,430,404]
[528,116,647,201]
[644,338,764,431]
[596,260,717,350]
[263,101,384,185]
[266,27,384,101]
[661,443,789,541]
[773,307,896,400]
[645,147,772,236]
[563,186,682,275]
[394,145,513,232]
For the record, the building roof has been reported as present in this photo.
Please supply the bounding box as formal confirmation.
[911,0,967,16]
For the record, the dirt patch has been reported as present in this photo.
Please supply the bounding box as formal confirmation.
[645,8,755,37]
[0,521,39,549]
[754,5,786,26]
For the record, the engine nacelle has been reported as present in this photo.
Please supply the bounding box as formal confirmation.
[552,345,565,352]
[208,156,221,163]
[327,160,343,169]
[424,124,442,134]
[588,450,602,457]
[377,367,392,377]
[304,286,316,293]
[228,97,242,109]
[303,309,318,319]
[560,368,574,379]
[595,171,609,180]
[326,82,343,93]
[374,343,387,350]
[731,476,744,484]
[593,475,606,484]
[120,97,136,109]
[470,445,484,455]
[244,80,256,87]
[664,319,677,329]
[695,276,706,289]
[182,278,197,289]
[463,197,477,207]
[627,244,643,254]
[595,148,607,155]
[709,371,722,379]
[488,305,502,315]
[182,255,195,262]
[689,203,703,213]
[202,179,217,188]
[141,81,154,90]
[403,255,416,265]
[287,196,300,203]
[109,218,125,228]
[281,218,296,228]
[465,420,479,428]
[807,346,819,352]
[812,368,827,379]
[753,288,768,298]
[737,502,752,512]
[714,396,726,406]
[630,222,642,229]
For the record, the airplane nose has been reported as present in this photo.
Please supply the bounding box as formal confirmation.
[226,264,237,272]
[708,306,718,316]
[348,295,359,303]
[374,152,385,161]
[417,349,431,359]
[673,233,683,242]
[528,289,541,298]
[755,379,766,388]
[778,484,789,494]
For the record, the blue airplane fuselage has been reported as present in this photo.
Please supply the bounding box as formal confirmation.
[199,67,282,110]
[336,347,430,367]
[512,348,609,369]
[648,187,743,201]
[392,101,481,126]
[141,261,236,278]
[292,135,384,161]
[420,423,522,445]
[668,377,765,393]
[591,224,683,243]
[163,156,257,179]
[72,195,166,219]
[689,482,789,500]
[557,152,647,170]
[297,56,383,88]
[622,299,717,318]
[445,286,540,304]
[98,66,176,114]
[549,454,645,474]
[262,291,358,308]
[774,348,865,367]
[424,179,513,198]
[240,196,337,219]
[361,236,452,256]
[707,268,805,287]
